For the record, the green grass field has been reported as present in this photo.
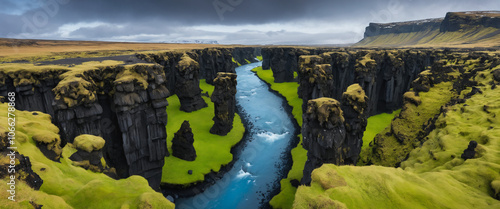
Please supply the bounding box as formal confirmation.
[161,79,245,186]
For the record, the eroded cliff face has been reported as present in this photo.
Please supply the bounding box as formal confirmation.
[0,62,170,190]
[294,49,440,116]
[261,47,314,83]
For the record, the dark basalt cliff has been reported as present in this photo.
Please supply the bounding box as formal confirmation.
[210,72,237,136]
[261,47,313,83]
[0,63,170,190]
[232,47,262,65]
[291,49,440,116]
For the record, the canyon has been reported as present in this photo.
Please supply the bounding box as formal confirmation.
[0,10,499,209]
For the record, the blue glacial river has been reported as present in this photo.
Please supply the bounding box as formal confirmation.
[176,62,297,208]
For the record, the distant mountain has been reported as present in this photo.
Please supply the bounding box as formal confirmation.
[355,11,500,47]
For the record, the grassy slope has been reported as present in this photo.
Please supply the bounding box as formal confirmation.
[161,79,245,185]
[361,109,400,150]
[361,82,455,166]
[294,60,500,208]
[252,67,399,208]
[0,103,174,209]
[355,27,500,48]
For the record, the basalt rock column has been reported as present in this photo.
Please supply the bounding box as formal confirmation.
[341,84,368,165]
[297,55,334,114]
[210,72,237,136]
[172,121,197,161]
[176,53,207,112]
[301,98,346,185]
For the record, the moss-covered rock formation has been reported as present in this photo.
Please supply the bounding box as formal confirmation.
[341,84,369,165]
[0,61,170,190]
[0,103,174,208]
[301,97,346,185]
[175,53,207,112]
[297,55,334,113]
[210,72,237,136]
[172,121,197,161]
[294,53,500,208]
[290,49,441,116]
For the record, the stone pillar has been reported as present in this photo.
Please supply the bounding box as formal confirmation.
[172,121,197,161]
[341,84,368,165]
[210,72,237,136]
[301,97,346,185]
[175,53,207,112]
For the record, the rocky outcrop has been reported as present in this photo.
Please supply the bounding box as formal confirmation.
[210,72,237,136]
[461,141,478,160]
[301,98,346,185]
[175,54,207,112]
[340,84,368,165]
[232,47,262,65]
[69,134,112,174]
[172,121,197,161]
[0,132,43,190]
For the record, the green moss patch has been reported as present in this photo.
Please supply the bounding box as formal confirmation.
[232,57,241,66]
[73,135,105,152]
[0,103,174,209]
[161,79,245,186]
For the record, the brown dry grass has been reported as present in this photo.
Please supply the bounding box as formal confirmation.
[0,38,256,63]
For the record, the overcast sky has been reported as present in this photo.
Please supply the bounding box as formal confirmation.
[0,0,498,45]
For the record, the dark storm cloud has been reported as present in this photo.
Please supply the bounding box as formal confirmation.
[1,0,499,44]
